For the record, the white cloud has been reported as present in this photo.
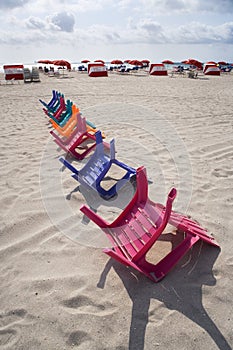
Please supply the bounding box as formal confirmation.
[1,16,233,47]
[49,12,75,32]
[0,0,29,10]
[216,22,233,43]
[196,0,233,13]
[24,11,75,32]
[1,0,233,15]
[25,16,46,30]
[138,0,233,14]
[0,0,232,63]
[120,19,233,45]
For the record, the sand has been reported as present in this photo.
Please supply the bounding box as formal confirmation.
[0,69,233,350]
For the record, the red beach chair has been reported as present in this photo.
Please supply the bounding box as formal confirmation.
[80,166,219,282]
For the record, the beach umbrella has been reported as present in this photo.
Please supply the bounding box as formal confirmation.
[53,60,71,70]
[124,59,131,63]
[206,61,217,65]
[111,59,123,64]
[81,59,90,63]
[38,59,54,64]
[94,59,105,64]
[141,59,150,66]
[218,61,227,65]
[162,60,174,64]
[128,60,143,66]
[185,59,203,70]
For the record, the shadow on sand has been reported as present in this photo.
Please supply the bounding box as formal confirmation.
[97,242,230,350]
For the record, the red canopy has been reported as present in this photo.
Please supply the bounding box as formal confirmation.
[128,60,143,66]
[81,59,90,63]
[218,61,227,65]
[206,61,217,65]
[38,59,54,64]
[53,60,71,70]
[185,59,203,69]
[162,60,174,64]
[141,59,150,66]
[111,59,123,64]
[94,59,105,64]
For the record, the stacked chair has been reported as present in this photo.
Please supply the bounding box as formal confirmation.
[40,91,220,283]
[40,91,104,160]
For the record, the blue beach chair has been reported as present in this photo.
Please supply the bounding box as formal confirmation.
[59,130,136,199]
[39,90,61,112]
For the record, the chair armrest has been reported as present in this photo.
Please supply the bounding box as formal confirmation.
[80,205,109,228]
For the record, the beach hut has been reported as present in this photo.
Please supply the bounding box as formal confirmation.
[149,63,168,76]
[203,64,220,76]
[88,63,108,77]
[3,64,24,81]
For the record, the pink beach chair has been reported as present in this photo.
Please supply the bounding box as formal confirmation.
[80,166,219,282]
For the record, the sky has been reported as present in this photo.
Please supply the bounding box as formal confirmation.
[0,0,233,64]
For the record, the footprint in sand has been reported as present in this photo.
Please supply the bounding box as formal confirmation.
[0,309,27,349]
[212,168,233,178]
[62,294,116,316]
[0,329,18,348]
[66,330,91,347]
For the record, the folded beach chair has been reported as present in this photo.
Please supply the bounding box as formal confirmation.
[23,68,32,83]
[51,113,105,160]
[50,104,99,138]
[40,90,97,131]
[60,130,136,199]
[31,67,40,82]
[39,90,60,111]
[50,104,81,135]
[80,166,219,282]
[46,97,72,121]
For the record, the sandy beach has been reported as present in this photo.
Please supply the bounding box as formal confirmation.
[0,69,233,350]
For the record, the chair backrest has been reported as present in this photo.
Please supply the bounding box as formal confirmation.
[51,96,66,119]
[23,68,32,81]
[74,112,88,135]
[59,112,87,144]
[31,67,40,81]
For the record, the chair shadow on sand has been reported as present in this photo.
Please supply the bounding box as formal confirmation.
[97,235,231,350]
[62,163,231,350]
